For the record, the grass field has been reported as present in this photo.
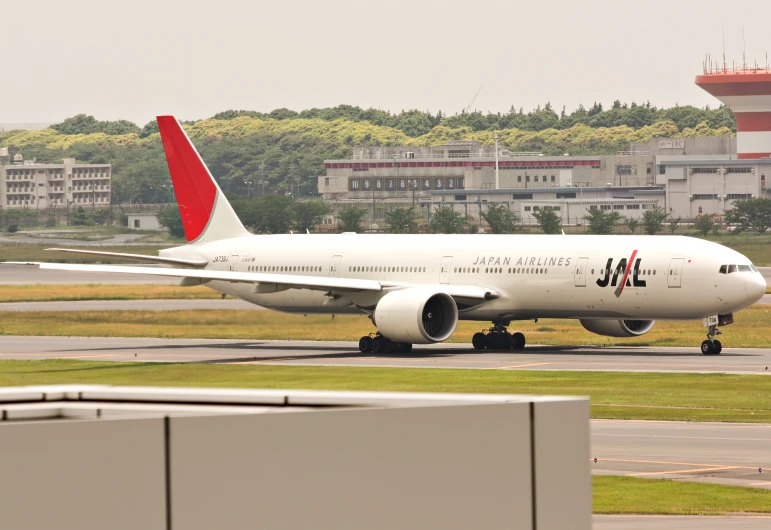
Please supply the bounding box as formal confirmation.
[593,476,771,515]
[0,243,168,263]
[1,361,769,422]
[0,284,219,302]
[0,304,769,348]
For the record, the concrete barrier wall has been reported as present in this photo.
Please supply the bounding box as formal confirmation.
[0,418,166,530]
[0,387,589,530]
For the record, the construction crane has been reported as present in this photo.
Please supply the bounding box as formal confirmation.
[463,84,484,114]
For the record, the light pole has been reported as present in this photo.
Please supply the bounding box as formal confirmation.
[745,176,755,198]
[493,132,500,190]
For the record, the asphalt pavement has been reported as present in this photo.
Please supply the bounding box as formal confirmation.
[1,336,770,374]
[593,515,771,529]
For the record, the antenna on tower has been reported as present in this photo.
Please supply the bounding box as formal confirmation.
[722,26,726,71]
[743,26,746,69]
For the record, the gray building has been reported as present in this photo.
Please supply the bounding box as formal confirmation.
[0,150,111,210]
[318,136,768,226]
[431,186,665,227]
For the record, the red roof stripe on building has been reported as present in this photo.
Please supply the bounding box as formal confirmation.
[695,75,771,97]
[734,112,771,132]
[737,152,771,159]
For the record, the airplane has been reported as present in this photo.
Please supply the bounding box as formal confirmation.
[6,116,766,355]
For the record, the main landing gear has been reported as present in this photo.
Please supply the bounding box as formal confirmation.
[701,324,723,355]
[358,333,413,354]
[472,322,526,351]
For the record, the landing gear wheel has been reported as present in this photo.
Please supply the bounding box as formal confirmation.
[702,324,724,355]
[472,332,486,350]
[701,340,722,355]
[372,336,387,354]
[359,336,373,353]
[511,332,526,350]
[399,343,413,353]
[484,333,499,350]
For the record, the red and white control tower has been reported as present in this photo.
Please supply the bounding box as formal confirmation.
[696,65,771,159]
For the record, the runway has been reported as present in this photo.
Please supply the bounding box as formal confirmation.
[0,264,178,285]
[1,336,771,374]
[593,515,771,529]
[592,420,771,489]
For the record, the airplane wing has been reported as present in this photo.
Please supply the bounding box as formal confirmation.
[45,248,208,268]
[4,262,499,301]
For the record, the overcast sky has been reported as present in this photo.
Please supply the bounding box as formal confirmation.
[1,0,769,126]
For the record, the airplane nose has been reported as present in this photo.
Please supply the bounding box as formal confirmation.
[745,275,766,303]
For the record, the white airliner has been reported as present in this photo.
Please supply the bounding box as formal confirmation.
[9,116,766,355]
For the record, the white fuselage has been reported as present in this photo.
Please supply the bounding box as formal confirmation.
[163,234,766,322]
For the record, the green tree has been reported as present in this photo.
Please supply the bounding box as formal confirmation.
[337,205,367,233]
[642,206,669,235]
[693,213,717,237]
[231,195,295,233]
[724,198,771,233]
[480,203,519,234]
[430,204,467,234]
[532,206,561,234]
[293,200,330,233]
[668,216,681,233]
[70,207,95,226]
[584,208,622,234]
[156,205,185,238]
[624,217,640,233]
[385,206,420,234]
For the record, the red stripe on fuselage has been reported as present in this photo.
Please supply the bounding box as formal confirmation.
[157,116,217,242]
[614,249,638,298]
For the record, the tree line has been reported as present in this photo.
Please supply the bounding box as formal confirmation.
[0,104,735,208]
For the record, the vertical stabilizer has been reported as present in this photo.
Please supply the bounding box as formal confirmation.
[157,115,249,243]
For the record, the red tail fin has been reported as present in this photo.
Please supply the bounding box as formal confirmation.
[157,116,248,243]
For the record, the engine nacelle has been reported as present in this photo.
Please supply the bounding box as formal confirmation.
[579,319,655,338]
[373,289,458,344]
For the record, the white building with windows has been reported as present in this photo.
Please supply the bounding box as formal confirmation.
[0,151,111,211]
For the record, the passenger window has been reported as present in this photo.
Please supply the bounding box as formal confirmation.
[739,265,752,272]
[719,265,727,274]
[727,265,737,273]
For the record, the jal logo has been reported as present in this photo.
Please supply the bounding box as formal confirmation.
[596,250,645,297]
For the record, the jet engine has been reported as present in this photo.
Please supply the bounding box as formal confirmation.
[373,289,458,344]
[579,319,655,338]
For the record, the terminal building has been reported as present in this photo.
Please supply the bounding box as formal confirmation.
[318,135,770,226]
[0,149,112,210]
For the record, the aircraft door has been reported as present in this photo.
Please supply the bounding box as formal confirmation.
[574,258,588,287]
[330,255,342,278]
[668,258,684,288]
[228,255,239,272]
[440,256,453,284]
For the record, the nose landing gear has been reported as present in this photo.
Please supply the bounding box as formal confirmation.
[472,322,526,351]
[701,324,723,355]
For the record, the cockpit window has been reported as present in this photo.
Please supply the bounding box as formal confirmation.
[751,265,759,272]
[727,264,737,273]
[738,265,752,272]
[719,265,727,274]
